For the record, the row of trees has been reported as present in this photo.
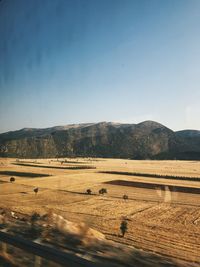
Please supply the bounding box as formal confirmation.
[101,170,200,182]
[86,188,108,195]
[86,188,129,200]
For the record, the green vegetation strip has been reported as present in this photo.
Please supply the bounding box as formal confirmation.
[0,171,51,178]
[62,160,87,164]
[16,161,42,164]
[100,171,200,182]
[13,163,96,170]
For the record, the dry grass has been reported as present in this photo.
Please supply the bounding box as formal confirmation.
[0,157,200,266]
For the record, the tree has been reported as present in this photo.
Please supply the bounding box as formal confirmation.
[99,188,107,195]
[123,194,128,200]
[120,220,128,237]
[10,177,15,183]
[99,189,103,195]
[86,189,92,195]
[103,188,107,194]
[34,187,39,194]
[29,212,41,238]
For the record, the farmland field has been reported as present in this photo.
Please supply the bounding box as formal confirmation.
[0,157,200,266]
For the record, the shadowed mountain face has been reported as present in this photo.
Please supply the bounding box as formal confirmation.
[0,121,200,159]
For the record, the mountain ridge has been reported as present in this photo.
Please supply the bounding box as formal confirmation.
[0,121,200,160]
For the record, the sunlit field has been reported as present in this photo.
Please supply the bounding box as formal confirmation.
[0,157,200,266]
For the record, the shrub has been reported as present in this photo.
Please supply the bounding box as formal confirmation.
[10,177,15,183]
[33,187,39,194]
[123,194,128,200]
[86,189,92,195]
[99,188,107,195]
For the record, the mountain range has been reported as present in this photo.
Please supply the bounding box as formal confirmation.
[0,121,200,159]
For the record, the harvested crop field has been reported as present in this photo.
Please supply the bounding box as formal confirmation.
[0,157,200,266]
[104,179,200,194]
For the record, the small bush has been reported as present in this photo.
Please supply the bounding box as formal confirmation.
[33,187,39,194]
[99,188,107,195]
[123,194,128,200]
[10,177,15,183]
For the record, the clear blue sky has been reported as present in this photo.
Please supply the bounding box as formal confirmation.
[0,0,200,133]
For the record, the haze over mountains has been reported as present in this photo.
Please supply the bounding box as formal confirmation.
[0,121,200,160]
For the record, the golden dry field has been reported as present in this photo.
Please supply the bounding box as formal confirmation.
[0,157,200,266]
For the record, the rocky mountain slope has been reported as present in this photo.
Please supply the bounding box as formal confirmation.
[0,121,200,159]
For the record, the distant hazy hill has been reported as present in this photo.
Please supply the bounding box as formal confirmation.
[0,121,200,159]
